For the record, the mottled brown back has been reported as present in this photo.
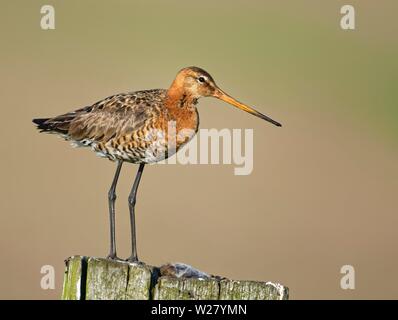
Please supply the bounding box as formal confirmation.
[34,89,167,143]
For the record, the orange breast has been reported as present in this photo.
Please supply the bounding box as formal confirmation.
[169,106,199,151]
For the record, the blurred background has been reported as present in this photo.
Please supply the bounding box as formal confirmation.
[0,0,397,299]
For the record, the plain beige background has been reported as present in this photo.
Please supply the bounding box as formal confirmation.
[0,0,397,299]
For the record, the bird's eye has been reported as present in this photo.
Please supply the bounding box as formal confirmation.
[198,76,206,83]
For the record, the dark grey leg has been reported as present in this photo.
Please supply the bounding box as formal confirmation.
[106,160,123,260]
[127,163,145,263]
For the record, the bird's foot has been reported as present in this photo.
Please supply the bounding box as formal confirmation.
[126,256,144,266]
[106,254,124,262]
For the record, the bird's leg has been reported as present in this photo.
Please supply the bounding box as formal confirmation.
[127,163,145,263]
[106,160,123,260]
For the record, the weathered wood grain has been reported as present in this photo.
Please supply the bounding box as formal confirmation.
[219,280,289,300]
[153,277,220,300]
[61,256,289,300]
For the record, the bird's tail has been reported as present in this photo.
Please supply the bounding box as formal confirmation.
[33,106,92,134]
[32,118,51,132]
[32,116,71,134]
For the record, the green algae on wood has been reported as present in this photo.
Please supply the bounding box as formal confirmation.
[125,263,156,300]
[61,256,85,300]
[61,255,289,300]
[153,277,220,300]
[85,257,129,300]
[219,280,289,300]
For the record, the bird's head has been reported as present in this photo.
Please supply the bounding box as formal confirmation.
[169,66,281,127]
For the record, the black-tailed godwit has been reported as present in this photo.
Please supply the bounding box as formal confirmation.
[33,66,281,262]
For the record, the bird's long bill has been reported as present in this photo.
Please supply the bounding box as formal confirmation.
[214,89,282,127]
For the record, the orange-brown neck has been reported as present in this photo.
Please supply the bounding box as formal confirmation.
[166,79,198,111]
[165,80,199,133]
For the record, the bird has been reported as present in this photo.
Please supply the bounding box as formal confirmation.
[33,66,281,263]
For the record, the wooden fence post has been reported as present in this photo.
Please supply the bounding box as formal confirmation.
[62,256,289,300]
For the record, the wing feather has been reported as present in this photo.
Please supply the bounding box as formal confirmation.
[37,89,167,145]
